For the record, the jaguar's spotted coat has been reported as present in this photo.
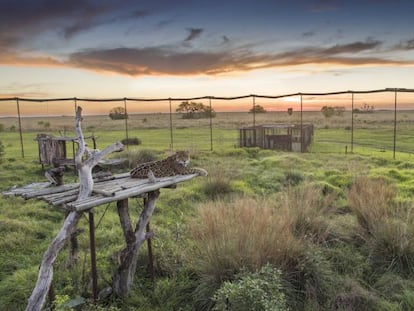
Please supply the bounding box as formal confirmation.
[130,151,207,179]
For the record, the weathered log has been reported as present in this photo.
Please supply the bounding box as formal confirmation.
[25,211,82,311]
[112,190,160,296]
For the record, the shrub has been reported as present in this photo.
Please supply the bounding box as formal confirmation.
[0,123,4,132]
[201,175,233,200]
[121,137,141,146]
[284,170,303,186]
[213,264,289,311]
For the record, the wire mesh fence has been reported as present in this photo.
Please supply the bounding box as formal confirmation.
[1,88,414,161]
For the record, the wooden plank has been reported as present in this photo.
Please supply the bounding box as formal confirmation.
[2,182,52,196]
[22,183,79,199]
[68,174,197,211]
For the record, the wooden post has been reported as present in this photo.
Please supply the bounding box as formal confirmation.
[146,221,155,282]
[113,190,160,296]
[89,211,98,303]
[16,98,25,158]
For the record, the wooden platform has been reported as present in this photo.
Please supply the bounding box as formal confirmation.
[3,172,199,212]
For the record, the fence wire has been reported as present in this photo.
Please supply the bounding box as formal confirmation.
[1,88,414,160]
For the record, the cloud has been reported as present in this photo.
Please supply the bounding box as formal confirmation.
[0,50,63,67]
[0,0,141,47]
[184,28,204,42]
[69,47,229,75]
[66,39,411,77]
[303,31,315,38]
[394,38,414,50]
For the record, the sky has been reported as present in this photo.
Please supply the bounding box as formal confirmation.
[0,0,414,113]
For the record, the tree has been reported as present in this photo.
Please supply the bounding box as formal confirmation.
[321,106,335,118]
[249,104,267,113]
[109,106,128,120]
[176,101,216,119]
[287,108,293,115]
[321,106,345,118]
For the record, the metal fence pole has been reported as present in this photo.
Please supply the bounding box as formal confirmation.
[169,98,174,151]
[393,89,397,159]
[209,97,213,151]
[351,92,354,153]
[252,95,256,146]
[16,98,25,158]
[124,98,129,150]
[300,94,303,153]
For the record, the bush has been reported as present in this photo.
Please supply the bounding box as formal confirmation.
[121,137,141,146]
[201,176,233,200]
[213,264,288,311]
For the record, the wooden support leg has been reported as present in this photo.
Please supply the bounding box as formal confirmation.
[89,211,98,303]
[146,222,155,282]
[113,190,160,297]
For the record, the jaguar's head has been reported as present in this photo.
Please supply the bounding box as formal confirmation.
[174,151,190,167]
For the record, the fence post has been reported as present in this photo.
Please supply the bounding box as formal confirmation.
[393,89,397,159]
[209,97,213,151]
[252,95,256,146]
[124,98,129,150]
[169,98,174,151]
[16,98,25,158]
[351,92,354,153]
[300,94,303,153]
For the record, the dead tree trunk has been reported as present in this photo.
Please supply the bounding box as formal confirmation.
[26,107,123,311]
[26,211,82,311]
[113,190,160,296]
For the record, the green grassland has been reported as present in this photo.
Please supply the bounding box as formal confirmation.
[1,111,414,310]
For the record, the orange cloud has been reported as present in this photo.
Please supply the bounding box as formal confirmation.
[67,40,413,76]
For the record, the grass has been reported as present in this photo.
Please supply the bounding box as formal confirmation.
[2,118,414,310]
[349,177,414,275]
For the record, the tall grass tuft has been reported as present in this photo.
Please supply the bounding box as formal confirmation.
[280,185,336,245]
[348,177,414,274]
[189,197,303,283]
